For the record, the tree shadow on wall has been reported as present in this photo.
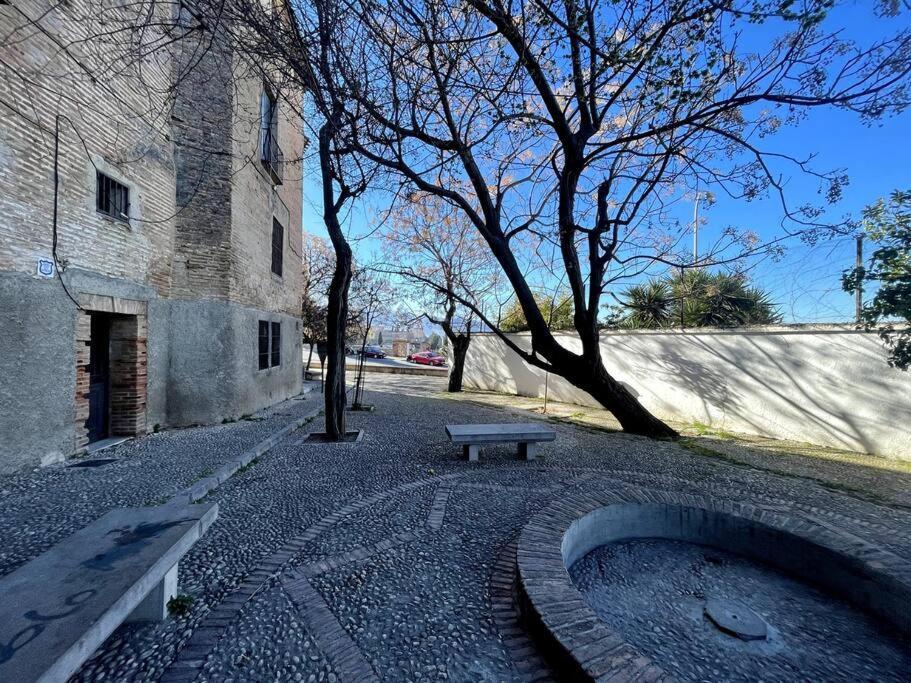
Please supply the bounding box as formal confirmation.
[645,332,902,455]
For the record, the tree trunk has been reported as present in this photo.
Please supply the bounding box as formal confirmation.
[572,362,678,438]
[305,343,314,373]
[320,122,352,441]
[447,334,470,393]
[324,256,351,439]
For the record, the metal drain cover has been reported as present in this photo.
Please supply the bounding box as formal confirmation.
[705,598,768,641]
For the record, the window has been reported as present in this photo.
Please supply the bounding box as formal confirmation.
[258,321,270,370]
[258,320,281,369]
[271,218,283,277]
[96,171,130,221]
[259,86,283,185]
[271,321,281,367]
[260,88,277,162]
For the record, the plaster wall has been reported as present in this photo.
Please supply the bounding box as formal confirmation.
[0,273,301,472]
[165,301,302,426]
[0,269,167,472]
[462,327,911,459]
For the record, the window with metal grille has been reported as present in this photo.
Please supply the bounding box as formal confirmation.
[271,321,281,367]
[271,218,284,277]
[258,321,270,370]
[260,88,277,162]
[258,321,281,369]
[96,171,130,221]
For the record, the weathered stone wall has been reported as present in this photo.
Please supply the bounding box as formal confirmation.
[0,273,77,471]
[167,35,305,423]
[0,5,304,472]
[165,301,302,426]
[462,327,911,460]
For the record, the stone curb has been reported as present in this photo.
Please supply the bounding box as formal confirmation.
[516,485,911,682]
[170,401,323,506]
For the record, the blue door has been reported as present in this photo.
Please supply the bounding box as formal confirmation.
[87,314,110,443]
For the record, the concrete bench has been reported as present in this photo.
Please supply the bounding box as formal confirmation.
[0,502,218,683]
[446,423,557,461]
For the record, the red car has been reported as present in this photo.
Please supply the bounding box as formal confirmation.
[407,351,447,366]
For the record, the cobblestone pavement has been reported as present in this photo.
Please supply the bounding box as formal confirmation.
[19,375,909,682]
[445,388,911,508]
[0,390,320,577]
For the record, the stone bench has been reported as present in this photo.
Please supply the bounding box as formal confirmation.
[0,502,218,683]
[445,423,557,462]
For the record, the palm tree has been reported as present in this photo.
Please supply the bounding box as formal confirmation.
[622,271,780,329]
[621,280,673,329]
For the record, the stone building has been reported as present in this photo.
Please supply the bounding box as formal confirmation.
[0,2,304,472]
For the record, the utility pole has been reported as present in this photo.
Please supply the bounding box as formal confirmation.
[855,234,864,324]
[693,191,702,265]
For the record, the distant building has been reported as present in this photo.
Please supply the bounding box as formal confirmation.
[374,325,426,357]
[0,2,304,472]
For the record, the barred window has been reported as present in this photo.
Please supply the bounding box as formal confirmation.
[260,88,277,161]
[271,321,281,367]
[258,321,281,369]
[258,321,270,370]
[271,218,283,277]
[96,171,130,221]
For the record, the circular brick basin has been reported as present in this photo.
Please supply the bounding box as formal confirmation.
[516,488,911,681]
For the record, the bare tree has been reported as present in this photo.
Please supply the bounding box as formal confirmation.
[11,0,909,441]
[301,235,334,371]
[326,0,911,438]
[381,191,501,391]
[348,268,389,407]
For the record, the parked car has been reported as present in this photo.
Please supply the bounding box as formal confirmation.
[407,351,447,367]
[359,345,386,358]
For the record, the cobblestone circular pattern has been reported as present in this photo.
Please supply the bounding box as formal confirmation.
[54,376,911,682]
[516,487,911,681]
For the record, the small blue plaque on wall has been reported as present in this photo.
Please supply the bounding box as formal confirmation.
[36,258,55,278]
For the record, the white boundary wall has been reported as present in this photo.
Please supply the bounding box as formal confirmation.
[462,326,911,460]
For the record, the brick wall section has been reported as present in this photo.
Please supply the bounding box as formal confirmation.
[170,29,303,318]
[0,5,303,313]
[169,28,235,301]
[228,56,304,318]
[74,312,92,452]
[0,1,177,294]
[109,315,148,436]
[1,4,304,466]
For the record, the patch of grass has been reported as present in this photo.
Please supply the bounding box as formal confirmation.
[690,421,736,440]
[678,438,899,509]
[187,466,215,486]
[549,414,620,435]
[221,416,237,424]
[167,594,195,617]
[240,414,265,422]
[678,438,725,459]
[236,457,260,475]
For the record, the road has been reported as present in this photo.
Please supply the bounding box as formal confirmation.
[305,354,448,376]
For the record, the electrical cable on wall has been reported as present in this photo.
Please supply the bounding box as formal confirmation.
[51,113,93,311]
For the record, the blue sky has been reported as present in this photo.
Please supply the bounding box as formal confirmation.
[301,3,911,324]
